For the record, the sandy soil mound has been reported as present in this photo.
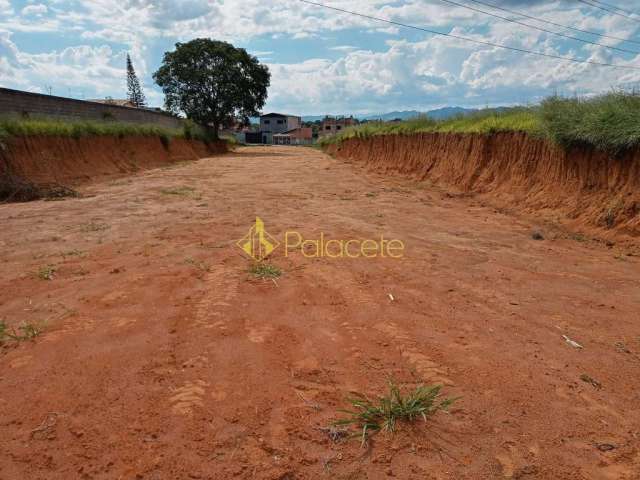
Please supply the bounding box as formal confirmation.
[0,135,227,186]
[325,132,640,243]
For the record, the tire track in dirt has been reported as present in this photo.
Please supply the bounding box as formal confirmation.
[312,262,454,387]
[373,321,454,386]
[193,259,239,332]
[167,258,240,417]
[169,379,209,415]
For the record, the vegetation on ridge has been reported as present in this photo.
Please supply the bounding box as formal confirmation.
[320,91,640,155]
[539,92,640,155]
[0,117,215,144]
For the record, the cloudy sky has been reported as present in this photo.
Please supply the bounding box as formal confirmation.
[1,0,640,115]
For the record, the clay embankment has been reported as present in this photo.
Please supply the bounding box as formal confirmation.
[0,135,227,186]
[325,132,640,243]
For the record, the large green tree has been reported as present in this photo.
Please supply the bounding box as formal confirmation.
[153,39,270,139]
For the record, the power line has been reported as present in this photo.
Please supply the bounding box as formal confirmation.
[584,0,640,18]
[435,0,640,55]
[298,0,640,70]
[575,0,640,23]
[466,0,640,46]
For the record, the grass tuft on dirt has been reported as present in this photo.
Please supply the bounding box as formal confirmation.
[320,91,640,154]
[80,221,110,233]
[249,262,282,279]
[335,382,457,446]
[0,320,42,345]
[37,265,56,281]
[160,186,197,196]
[185,257,211,272]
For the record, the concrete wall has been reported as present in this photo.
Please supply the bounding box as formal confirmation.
[0,87,184,129]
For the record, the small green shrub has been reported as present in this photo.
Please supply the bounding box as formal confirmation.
[185,257,211,272]
[182,118,196,140]
[80,221,110,232]
[335,382,457,446]
[249,262,281,279]
[37,264,56,280]
[222,134,239,148]
[160,186,197,196]
[0,320,42,344]
[18,322,41,340]
[182,119,213,142]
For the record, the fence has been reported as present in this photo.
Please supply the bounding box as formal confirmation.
[0,87,183,129]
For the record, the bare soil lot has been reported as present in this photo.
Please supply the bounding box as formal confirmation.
[1,146,639,479]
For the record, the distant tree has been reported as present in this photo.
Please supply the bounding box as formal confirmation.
[126,54,147,108]
[153,38,270,139]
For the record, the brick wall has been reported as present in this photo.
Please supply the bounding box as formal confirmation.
[0,87,184,129]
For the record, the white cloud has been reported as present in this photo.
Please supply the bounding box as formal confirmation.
[1,0,640,112]
[21,4,48,16]
[0,31,134,98]
[0,0,11,15]
[265,27,640,114]
[329,45,357,51]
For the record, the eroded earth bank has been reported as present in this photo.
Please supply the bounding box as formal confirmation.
[326,132,640,248]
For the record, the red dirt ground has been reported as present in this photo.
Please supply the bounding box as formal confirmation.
[1,146,639,480]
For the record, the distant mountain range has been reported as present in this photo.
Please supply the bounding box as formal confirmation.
[300,107,479,122]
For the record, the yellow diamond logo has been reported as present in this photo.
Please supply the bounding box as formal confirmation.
[237,217,279,261]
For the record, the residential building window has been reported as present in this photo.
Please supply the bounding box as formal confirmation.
[264,120,270,124]
[336,125,342,130]
[277,119,284,124]
[325,125,331,130]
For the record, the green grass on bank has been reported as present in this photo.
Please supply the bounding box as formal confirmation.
[539,93,640,155]
[324,108,539,143]
[320,92,640,155]
[0,117,217,145]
